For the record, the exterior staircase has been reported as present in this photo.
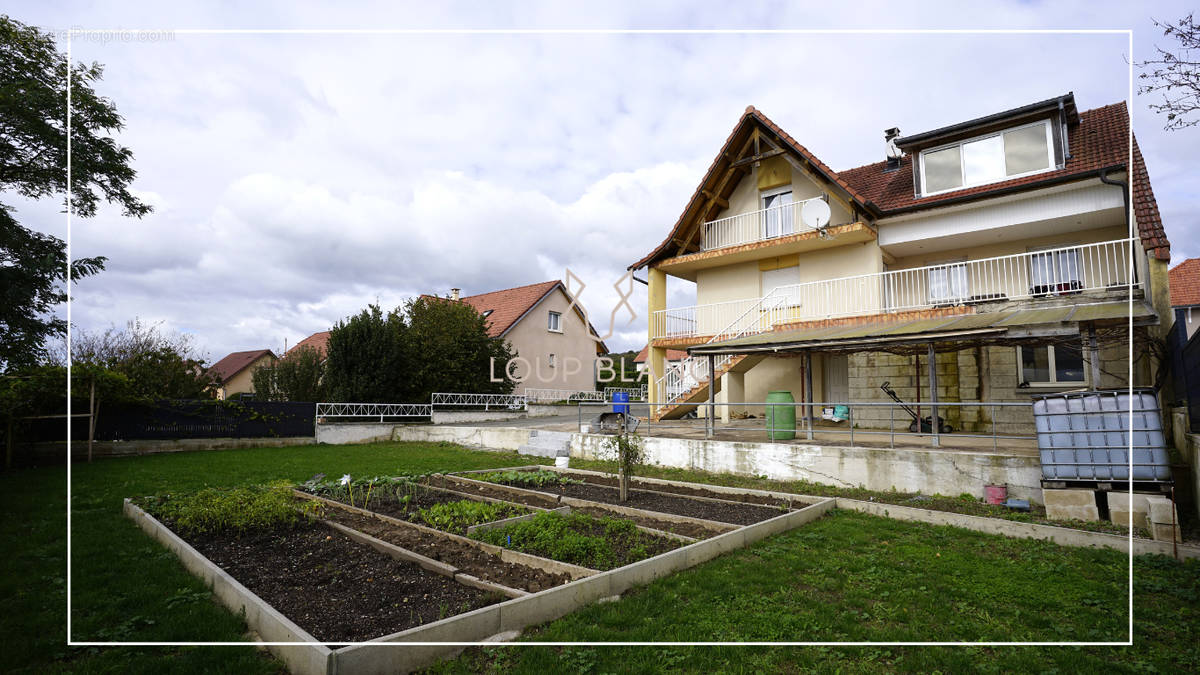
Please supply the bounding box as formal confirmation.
[652,353,765,420]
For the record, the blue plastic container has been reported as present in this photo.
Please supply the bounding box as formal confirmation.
[612,391,630,415]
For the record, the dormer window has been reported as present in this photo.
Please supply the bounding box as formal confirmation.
[919,120,1054,196]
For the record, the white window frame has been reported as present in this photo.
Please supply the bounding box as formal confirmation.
[547,311,562,333]
[1017,345,1087,387]
[759,186,794,240]
[918,119,1055,197]
[548,353,556,368]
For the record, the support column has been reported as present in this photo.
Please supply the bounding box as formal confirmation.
[719,370,744,423]
[706,354,716,438]
[803,351,814,440]
[1087,323,1102,388]
[646,267,667,411]
[928,343,939,448]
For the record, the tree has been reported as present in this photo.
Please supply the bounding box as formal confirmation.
[600,430,646,502]
[251,345,327,402]
[1138,13,1200,130]
[403,295,516,402]
[60,320,217,399]
[0,16,151,370]
[324,304,408,402]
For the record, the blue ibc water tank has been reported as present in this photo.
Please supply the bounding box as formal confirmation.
[1032,389,1170,482]
[612,391,630,415]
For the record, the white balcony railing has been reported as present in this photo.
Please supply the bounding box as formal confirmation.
[700,198,825,251]
[652,238,1143,342]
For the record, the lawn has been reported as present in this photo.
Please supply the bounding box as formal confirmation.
[3,440,1196,674]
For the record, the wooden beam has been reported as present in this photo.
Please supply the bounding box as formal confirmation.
[780,153,857,219]
[700,190,729,209]
[730,147,785,169]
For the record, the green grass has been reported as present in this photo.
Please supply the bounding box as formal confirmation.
[435,510,1199,674]
[4,440,1197,674]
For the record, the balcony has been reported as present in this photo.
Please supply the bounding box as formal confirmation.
[700,198,824,251]
[651,238,1145,342]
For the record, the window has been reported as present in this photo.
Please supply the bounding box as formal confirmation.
[928,259,969,304]
[481,309,493,318]
[547,311,562,332]
[1018,345,1085,385]
[760,188,794,239]
[762,265,803,308]
[548,353,556,368]
[919,120,1053,195]
[1029,245,1081,294]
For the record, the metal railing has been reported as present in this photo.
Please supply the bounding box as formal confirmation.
[524,388,604,404]
[604,385,647,402]
[431,392,527,410]
[652,238,1143,341]
[700,197,824,251]
[580,399,1039,450]
[316,402,432,421]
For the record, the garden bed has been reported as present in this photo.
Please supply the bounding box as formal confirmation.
[470,510,683,571]
[468,470,789,525]
[317,507,571,593]
[158,518,499,642]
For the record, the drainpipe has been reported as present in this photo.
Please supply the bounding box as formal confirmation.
[1098,168,1130,230]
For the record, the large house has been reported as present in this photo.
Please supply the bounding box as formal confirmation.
[633,93,1172,434]
[454,281,608,395]
[208,349,276,400]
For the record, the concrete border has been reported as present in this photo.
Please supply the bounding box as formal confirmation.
[835,498,1200,560]
[123,499,334,675]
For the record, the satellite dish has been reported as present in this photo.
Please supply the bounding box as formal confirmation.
[800,199,831,230]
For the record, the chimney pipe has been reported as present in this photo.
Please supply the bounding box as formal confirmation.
[884,127,902,171]
[450,288,460,301]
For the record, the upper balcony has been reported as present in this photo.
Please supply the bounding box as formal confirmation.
[651,238,1145,342]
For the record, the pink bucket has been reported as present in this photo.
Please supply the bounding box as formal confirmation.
[985,484,1008,505]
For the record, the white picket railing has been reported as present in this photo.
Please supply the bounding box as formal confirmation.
[652,238,1142,341]
[700,197,824,251]
[524,388,604,404]
[316,402,432,420]
[431,392,526,410]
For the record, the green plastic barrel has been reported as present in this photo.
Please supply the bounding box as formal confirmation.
[765,390,796,440]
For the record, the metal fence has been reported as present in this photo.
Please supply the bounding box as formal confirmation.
[316,402,432,422]
[22,400,316,442]
[430,392,526,410]
[604,386,647,402]
[579,399,1037,450]
[524,388,603,404]
[1183,328,1200,433]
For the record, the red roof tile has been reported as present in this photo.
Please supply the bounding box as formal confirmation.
[1170,258,1200,307]
[208,349,275,383]
[459,280,563,337]
[633,345,688,362]
[839,102,1169,259]
[287,331,330,359]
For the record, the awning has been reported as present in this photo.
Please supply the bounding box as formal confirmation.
[688,300,1155,356]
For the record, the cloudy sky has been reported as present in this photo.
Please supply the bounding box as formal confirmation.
[10,2,1199,361]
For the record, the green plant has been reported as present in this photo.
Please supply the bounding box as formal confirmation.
[416,500,526,534]
[475,469,582,489]
[145,483,321,535]
[470,511,676,570]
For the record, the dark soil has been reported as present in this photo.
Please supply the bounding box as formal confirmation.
[170,521,498,642]
[571,472,805,509]
[318,507,572,593]
[571,505,718,539]
[484,479,787,525]
[429,478,561,509]
[303,485,463,525]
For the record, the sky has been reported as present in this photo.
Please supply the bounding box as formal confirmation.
[8,1,1199,362]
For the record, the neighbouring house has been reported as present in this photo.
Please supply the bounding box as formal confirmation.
[1169,258,1200,341]
[451,281,608,395]
[634,344,689,374]
[287,330,331,359]
[633,93,1172,437]
[208,349,277,400]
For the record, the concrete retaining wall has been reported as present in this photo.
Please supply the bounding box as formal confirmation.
[431,410,526,424]
[315,423,400,445]
[385,425,1043,503]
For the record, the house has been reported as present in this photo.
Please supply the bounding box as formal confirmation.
[634,344,694,396]
[208,349,276,400]
[452,281,608,395]
[287,330,331,359]
[633,93,1172,436]
[1169,258,1200,341]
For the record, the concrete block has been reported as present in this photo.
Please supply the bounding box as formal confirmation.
[1105,492,1152,530]
[1043,489,1100,522]
[1146,496,1179,526]
[1151,522,1182,543]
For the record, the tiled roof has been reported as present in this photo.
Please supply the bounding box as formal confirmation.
[634,345,688,362]
[838,102,1170,260]
[208,349,275,383]
[633,100,1170,269]
[459,280,562,337]
[1170,258,1200,307]
[287,330,330,358]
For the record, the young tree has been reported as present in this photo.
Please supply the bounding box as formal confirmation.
[1138,13,1200,130]
[600,430,646,502]
[0,17,151,369]
[251,345,327,402]
[403,295,516,402]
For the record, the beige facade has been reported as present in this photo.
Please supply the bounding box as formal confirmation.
[215,354,275,400]
[502,287,604,394]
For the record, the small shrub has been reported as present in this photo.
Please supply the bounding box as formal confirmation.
[416,500,527,534]
[148,483,321,535]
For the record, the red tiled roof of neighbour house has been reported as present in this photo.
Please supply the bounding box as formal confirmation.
[458,280,562,337]
[633,345,688,362]
[287,330,331,358]
[631,100,1171,270]
[838,102,1170,260]
[1170,258,1200,307]
[208,349,275,384]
